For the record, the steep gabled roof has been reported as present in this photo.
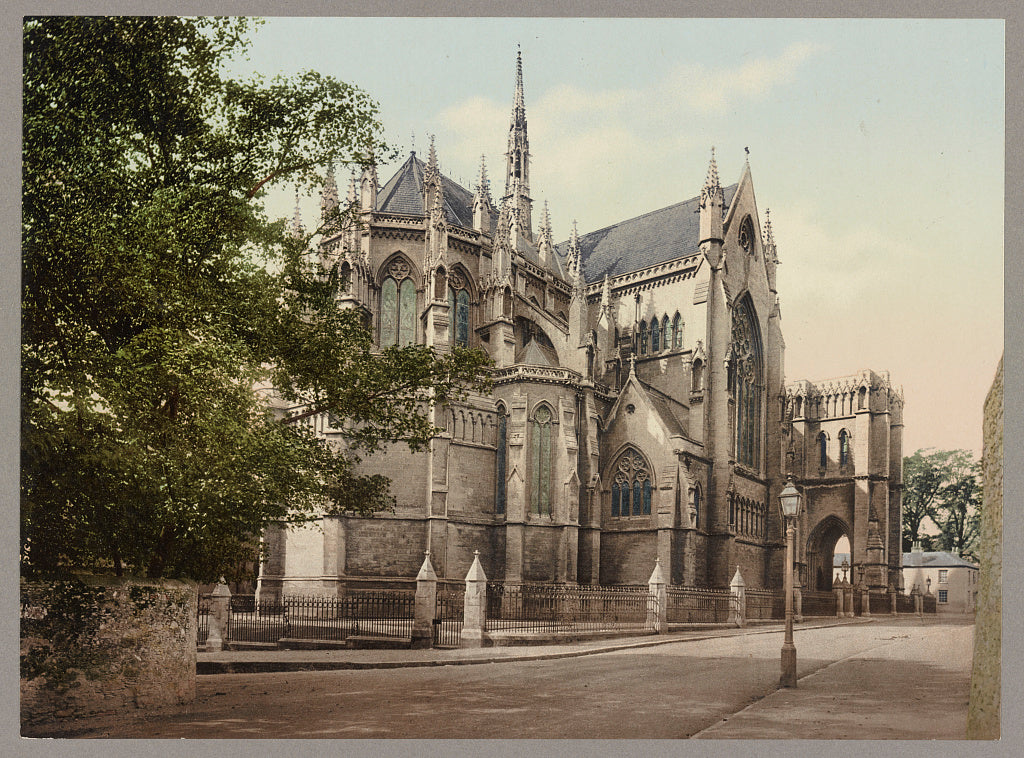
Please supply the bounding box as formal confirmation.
[554,184,738,283]
[376,153,495,231]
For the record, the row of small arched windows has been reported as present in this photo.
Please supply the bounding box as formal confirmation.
[639,313,683,355]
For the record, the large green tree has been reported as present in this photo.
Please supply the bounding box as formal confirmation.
[901,448,981,559]
[22,17,490,581]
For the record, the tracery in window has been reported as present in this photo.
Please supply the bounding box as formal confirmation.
[530,405,552,516]
[448,270,470,347]
[380,259,416,347]
[611,449,651,517]
[731,297,763,470]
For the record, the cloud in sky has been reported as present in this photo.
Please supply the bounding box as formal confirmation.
[437,42,827,236]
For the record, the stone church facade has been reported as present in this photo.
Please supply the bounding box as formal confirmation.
[258,53,904,598]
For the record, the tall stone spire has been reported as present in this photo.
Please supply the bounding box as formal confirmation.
[699,146,725,247]
[503,47,533,243]
[763,208,778,263]
[423,134,443,215]
[567,219,585,292]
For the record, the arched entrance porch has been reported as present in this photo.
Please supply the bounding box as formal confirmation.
[806,515,851,592]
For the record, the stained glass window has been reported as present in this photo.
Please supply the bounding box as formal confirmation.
[662,316,670,351]
[448,272,471,347]
[839,430,850,466]
[732,298,763,470]
[380,259,415,347]
[496,412,507,514]
[673,314,682,349]
[531,405,552,516]
[640,321,648,354]
[611,449,650,518]
[650,317,660,352]
[819,433,828,469]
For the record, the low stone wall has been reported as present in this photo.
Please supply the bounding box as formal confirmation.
[20,575,197,726]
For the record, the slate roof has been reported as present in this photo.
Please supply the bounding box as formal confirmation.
[833,552,978,568]
[554,184,738,283]
[514,338,560,367]
[376,153,496,232]
[901,551,978,568]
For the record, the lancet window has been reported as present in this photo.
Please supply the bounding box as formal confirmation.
[650,317,660,352]
[380,259,416,347]
[731,297,763,470]
[530,405,553,516]
[610,449,651,517]
[672,313,683,349]
[839,429,850,467]
[496,407,508,514]
[448,270,470,347]
[818,432,828,469]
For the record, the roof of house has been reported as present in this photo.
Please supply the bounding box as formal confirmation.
[553,184,738,283]
[833,551,978,568]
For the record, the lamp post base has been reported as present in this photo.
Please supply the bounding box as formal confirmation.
[780,643,797,688]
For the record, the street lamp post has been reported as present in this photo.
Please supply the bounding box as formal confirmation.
[779,475,802,688]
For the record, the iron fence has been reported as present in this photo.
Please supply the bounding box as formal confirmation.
[896,593,916,613]
[485,583,654,633]
[214,591,414,647]
[197,594,210,647]
[434,588,464,647]
[923,594,937,613]
[800,590,838,617]
[666,585,732,623]
[745,588,785,620]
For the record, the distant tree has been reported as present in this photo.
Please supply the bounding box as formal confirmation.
[22,17,491,581]
[901,449,981,558]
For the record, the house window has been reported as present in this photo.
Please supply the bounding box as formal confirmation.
[448,272,470,347]
[530,405,553,516]
[938,569,948,583]
[495,411,507,515]
[611,449,651,517]
[938,590,948,603]
[380,260,416,347]
[650,317,660,352]
[839,430,850,466]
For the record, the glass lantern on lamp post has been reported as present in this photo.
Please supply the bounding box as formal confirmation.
[779,475,802,688]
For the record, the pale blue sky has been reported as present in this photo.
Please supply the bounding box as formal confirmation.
[224,17,1004,456]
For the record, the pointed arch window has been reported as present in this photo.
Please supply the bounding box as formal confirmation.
[731,298,763,470]
[818,432,828,469]
[672,314,683,349]
[496,408,508,514]
[690,484,702,530]
[530,405,553,516]
[661,316,670,351]
[611,449,651,518]
[650,317,660,352]
[691,358,703,392]
[839,429,850,466]
[381,259,416,347]
[448,271,470,347]
[639,321,648,355]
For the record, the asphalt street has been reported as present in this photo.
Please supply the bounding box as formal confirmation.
[25,617,973,739]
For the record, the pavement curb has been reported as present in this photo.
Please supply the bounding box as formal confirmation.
[197,617,874,674]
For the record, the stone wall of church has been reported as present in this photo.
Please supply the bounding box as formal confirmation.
[444,522,501,581]
[447,443,498,518]
[731,540,769,589]
[345,517,426,578]
[523,526,560,582]
[600,528,658,585]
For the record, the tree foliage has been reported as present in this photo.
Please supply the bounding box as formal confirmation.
[22,17,491,581]
[901,448,982,559]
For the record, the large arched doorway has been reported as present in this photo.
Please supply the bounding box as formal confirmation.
[806,515,851,592]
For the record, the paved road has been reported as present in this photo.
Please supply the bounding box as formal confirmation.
[27,617,972,739]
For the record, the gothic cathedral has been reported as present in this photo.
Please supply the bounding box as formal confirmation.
[259,53,904,598]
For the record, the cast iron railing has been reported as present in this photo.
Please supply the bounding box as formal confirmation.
[744,588,785,620]
[485,583,654,633]
[666,586,732,623]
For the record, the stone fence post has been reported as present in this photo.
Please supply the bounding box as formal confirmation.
[913,584,923,617]
[844,581,854,617]
[728,566,746,628]
[861,584,871,617]
[889,583,898,616]
[411,551,437,649]
[647,558,667,633]
[460,550,487,648]
[205,577,231,652]
[834,576,844,618]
